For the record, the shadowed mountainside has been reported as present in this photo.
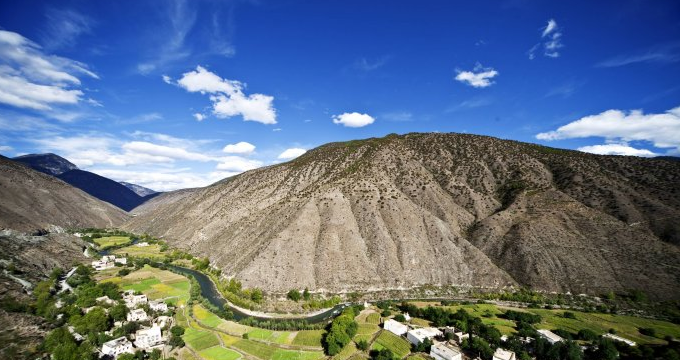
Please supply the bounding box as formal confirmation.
[124,133,680,299]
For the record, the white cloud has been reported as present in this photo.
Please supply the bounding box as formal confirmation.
[577,144,658,157]
[174,66,276,124]
[278,148,306,160]
[537,105,680,154]
[193,113,205,121]
[41,8,92,50]
[332,112,375,127]
[0,30,97,111]
[89,168,232,192]
[353,56,391,71]
[528,19,564,59]
[162,75,173,84]
[454,63,498,88]
[122,141,213,162]
[596,43,680,68]
[215,156,262,172]
[223,141,255,154]
[0,145,13,152]
[381,111,413,122]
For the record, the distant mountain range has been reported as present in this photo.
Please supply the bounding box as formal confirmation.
[12,153,159,212]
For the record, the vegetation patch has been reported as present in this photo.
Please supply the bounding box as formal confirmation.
[199,345,242,360]
[365,312,380,324]
[183,327,221,351]
[93,235,131,249]
[292,330,325,347]
[371,331,411,358]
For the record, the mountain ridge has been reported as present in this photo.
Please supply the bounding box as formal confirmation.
[125,132,680,299]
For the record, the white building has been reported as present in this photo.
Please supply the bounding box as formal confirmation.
[123,292,148,308]
[384,319,409,336]
[149,300,168,312]
[134,325,163,349]
[127,308,148,322]
[154,316,173,328]
[101,337,133,358]
[453,332,469,344]
[603,333,636,347]
[136,242,150,247]
[407,327,443,346]
[430,342,462,360]
[114,257,127,265]
[537,329,564,344]
[91,259,115,271]
[404,312,412,321]
[493,348,516,360]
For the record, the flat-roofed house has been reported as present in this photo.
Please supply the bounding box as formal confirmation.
[537,329,563,344]
[101,337,133,358]
[603,333,636,347]
[493,348,516,360]
[407,327,442,346]
[384,319,409,336]
[127,308,148,322]
[134,325,163,349]
[430,342,462,360]
[149,300,168,312]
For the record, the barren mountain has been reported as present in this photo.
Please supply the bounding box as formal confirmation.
[0,156,129,232]
[125,133,680,299]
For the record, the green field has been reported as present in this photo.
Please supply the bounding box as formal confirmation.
[184,327,221,351]
[199,346,242,360]
[333,342,358,360]
[94,236,131,249]
[366,313,381,324]
[371,331,411,359]
[436,302,680,345]
[117,265,190,304]
[291,330,325,347]
[357,323,380,335]
[113,243,165,259]
[194,305,225,328]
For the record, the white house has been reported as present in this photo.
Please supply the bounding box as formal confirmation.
[91,259,114,271]
[603,333,636,347]
[453,332,469,344]
[114,257,127,265]
[537,329,563,344]
[149,300,168,312]
[127,308,148,322]
[136,242,150,247]
[493,348,516,360]
[384,319,409,336]
[101,337,133,358]
[123,292,148,308]
[134,325,163,349]
[430,342,462,360]
[404,312,412,321]
[407,327,443,345]
[154,316,173,328]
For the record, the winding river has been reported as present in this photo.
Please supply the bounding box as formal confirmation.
[99,240,345,324]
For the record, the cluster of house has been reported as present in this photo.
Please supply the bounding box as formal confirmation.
[99,290,172,359]
[382,317,636,360]
[91,255,127,271]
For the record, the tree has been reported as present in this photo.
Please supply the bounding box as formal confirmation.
[171,325,186,337]
[357,339,369,351]
[109,304,128,322]
[592,338,618,360]
[381,309,392,317]
[371,348,395,360]
[563,311,576,319]
[169,334,185,348]
[303,288,311,301]
[149,349,162,360]
[577,329,597,341]
[287,289,301,302]
[394,314,406,322]
[75,307,110,334]
[117,354,136,360]
[251,288,263,303]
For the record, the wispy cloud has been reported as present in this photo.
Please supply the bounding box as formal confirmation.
[528,19,564,59]
[577,143,658,157]
[545,80,585,99]
[0,29,98,111]
[41,8,93,50]
[381,111,413,122]
[353,55,391,72]
[455,63,498,88]
[596,43,680,67]
[446,97,492,112]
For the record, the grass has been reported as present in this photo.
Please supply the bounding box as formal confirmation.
[371,331,411,359]
[94,236,131,249]
[292,330,325,347]
[334,342,359,360]
[194,305,225,328]
[199,346,241,360]
[366,313,381,324]
[233,339,277,359]
[409,318,431,327]
[112,243,165,259]
[184,327,221,351]
[357,323,380,335]
[218,321,252,336]
[271,349,324,360]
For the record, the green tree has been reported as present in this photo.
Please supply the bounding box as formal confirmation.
[149,349,162,360]
[171,325,186,337]
[287,289,301,302]
[251,288,263,303]
[75,307,110,334]
[357,339,369,351]
[303,287,311,301]
[371,348,395,360]
[109,304,128,322]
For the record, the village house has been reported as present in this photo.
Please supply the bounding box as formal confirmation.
[127,308,148,322]
[136,242,150,247]
[537,329,564,344]
[96,295,116,305]
[453,331,469,344]
[149,300,168,312]
[114,257,127,265]
[101,336,133,358]
[154,316,173,328]
[134,325,163,349]
[430,342,462,360]
[407,327,443,346]
[603,333,636,347]
[493,348,516,360]
[91,257,115,271]
[123,290,148,308]
[384,319,409,336]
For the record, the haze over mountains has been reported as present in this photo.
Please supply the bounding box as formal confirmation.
[124,133,680,300]
[13,153,158,211]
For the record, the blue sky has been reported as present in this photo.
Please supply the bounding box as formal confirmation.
[0,0,679,191]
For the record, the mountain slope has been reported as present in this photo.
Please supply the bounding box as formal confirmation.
[124,133,680,299]
[0,156,128,231]
[12,153,78,176]
[13,153,150,211]
[120,181,158,197]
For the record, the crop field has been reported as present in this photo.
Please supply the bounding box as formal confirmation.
[333,342,358,360]
[291,330,325,347]
[366,313,380,324]
[218,320,252,336]
[184,327,221,351]
[371,331,411,358]
[199,346,242,360]
[94,236,131,249]
[357,323,380,335]
[194,305,225,328]
[118,265,190,304]
[233,339,324,360]
[112,243,165,259]
[247,328,294,345]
